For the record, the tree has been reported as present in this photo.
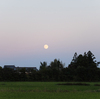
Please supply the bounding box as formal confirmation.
[68,51,99,69]
[86,51,97,68]
[39,62,47,71]
[50,59,64,70]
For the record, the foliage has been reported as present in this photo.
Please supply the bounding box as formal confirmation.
[68,51,99,69]
[0,51,100,81]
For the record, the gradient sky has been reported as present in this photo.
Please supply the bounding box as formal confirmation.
[0,0,100,69]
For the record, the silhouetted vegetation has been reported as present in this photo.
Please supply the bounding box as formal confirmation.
[0,51,100,81]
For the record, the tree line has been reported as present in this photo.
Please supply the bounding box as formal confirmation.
[0,51,100,82]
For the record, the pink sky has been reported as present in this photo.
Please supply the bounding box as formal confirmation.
[0,0,100,69]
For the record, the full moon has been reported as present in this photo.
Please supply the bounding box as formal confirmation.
[44,44,49,49]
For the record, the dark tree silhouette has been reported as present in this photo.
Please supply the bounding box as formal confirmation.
[0,51,100,82]
[50,59,64,70]
[68,51,99,69]
[39,62,47,71]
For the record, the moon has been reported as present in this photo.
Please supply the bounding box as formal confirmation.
[44,44,49,49]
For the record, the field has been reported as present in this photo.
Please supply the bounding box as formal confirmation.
[0,82,100,99]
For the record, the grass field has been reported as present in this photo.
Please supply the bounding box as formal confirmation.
[0,82,100,99]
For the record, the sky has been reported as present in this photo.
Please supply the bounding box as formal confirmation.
[0,0,100,69]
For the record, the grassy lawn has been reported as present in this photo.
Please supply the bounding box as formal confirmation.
[0,82,100,99]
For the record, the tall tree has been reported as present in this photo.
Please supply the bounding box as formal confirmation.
[68,51,99,69]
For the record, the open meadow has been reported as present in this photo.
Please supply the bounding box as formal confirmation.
[0,82,100,99]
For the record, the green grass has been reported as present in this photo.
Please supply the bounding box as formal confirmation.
[0,82,100,99]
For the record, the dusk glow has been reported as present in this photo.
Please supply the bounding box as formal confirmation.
[0,0,100,69]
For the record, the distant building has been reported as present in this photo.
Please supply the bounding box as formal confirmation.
[4,65,38,71]
[16,67,38,71]
[4,65,16,70]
